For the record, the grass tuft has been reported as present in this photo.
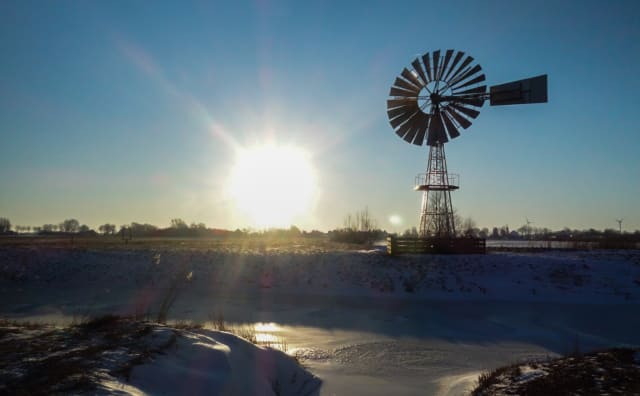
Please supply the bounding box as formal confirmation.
[77,314,121,331]
[471,348,640,395]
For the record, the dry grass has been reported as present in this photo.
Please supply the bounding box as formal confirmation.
[471,348,640,395]
[472,363,521,395]
[206,312,258,345]
[0,235,360,254]
[0,315,177,394]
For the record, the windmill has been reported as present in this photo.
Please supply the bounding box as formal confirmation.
[387,49,547,239]
[615,218,623,233]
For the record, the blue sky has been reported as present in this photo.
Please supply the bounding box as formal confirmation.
[1,0,639,232]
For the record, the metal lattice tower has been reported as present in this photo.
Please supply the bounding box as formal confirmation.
[415,142,458,237]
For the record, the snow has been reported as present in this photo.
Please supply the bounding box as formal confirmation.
[0,319,320,396]
[1,247,639,395]
[435,372,482,396]
[113,329,320,396]
[2,249,639,305]
[514,365,548,383]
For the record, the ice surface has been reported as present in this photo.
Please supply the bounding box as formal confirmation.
[1,248,639,395]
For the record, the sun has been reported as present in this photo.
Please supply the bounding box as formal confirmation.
[228,144,316,228]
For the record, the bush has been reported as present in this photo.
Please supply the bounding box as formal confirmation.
[328,229,385,244]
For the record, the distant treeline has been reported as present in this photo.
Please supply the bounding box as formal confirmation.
[1,215,639,243]
[465,224,640,242]
[0,217,325,239]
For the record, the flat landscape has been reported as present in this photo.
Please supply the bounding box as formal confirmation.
[2,238,639,395]
[3,2,639,394]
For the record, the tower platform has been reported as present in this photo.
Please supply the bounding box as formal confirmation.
[414,173,459,191]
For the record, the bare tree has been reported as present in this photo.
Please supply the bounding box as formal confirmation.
[343,214,354,231]
[170,218,188,229]
[61,219,80,233]
[99,223,117,235]
[517,225,528,238]
[0,218,10,233]
[334,207,381,244]
[344,207,377,232]
[356,207,371,231]
[461,217,477,237]
[342,207,378,232]
[402,227,419,237]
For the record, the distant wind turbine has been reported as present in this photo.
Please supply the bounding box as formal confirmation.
[525,218,534,239]
[615,218,623,233]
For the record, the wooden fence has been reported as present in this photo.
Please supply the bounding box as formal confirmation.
[387,236,486,255]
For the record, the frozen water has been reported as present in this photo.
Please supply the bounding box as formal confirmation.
[1,247,639,395]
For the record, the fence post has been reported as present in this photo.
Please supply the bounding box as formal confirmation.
[387,236,397,255]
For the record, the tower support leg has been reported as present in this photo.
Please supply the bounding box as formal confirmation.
[418,143,456,237]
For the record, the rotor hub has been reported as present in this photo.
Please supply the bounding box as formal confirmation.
[429,92,442,105]
[387,49,486,147]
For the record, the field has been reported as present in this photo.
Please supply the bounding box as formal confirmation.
[1,237,640,395]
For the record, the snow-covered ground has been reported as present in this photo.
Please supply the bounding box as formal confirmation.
[0,317,321,396]
[1,247,639,394]
[470,348,640,395]
[106,326,321,396]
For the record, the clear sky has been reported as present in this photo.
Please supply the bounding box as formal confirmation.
[1,0,639,232]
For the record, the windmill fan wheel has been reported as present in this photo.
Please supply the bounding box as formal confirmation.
[387,50,487,146]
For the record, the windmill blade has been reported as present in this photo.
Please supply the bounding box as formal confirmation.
[421,53,433,81]
[452,73,486,91]
[441,111,461,139]
[453,85,486,96]
[389,86,418,98]
[412,114,430,146]
[402,113,424,143]
[387,106,414,121]
[445,105,473,129]
[490,74,548,105]
[446,55,474,84]
[394,112,420,138]
[439,50,454,81]
[426,109,447,146]
[387,98,416,109]
[443,51,464,82]
[394,123,411,139]
[389,108,417,128]
[393,77,421,93]
[450,103,480,119]
[426,116,437,146]
[432,50,441,81]
[436,113,448,143]
[401,68,424,89]
[411,58,428,86]
[450,64,483,89]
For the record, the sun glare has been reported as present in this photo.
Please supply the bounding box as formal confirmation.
[389,215,402,226]
[228,145,316,228]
